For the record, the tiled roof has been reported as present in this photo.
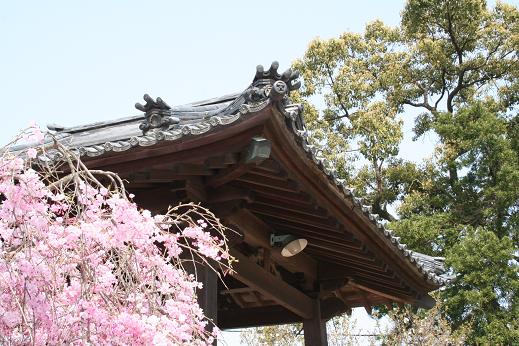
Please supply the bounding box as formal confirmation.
[20,62,450,287]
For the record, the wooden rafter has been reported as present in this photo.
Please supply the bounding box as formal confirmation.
[229,249,314,319]
[207,186,255,204]
[237,174,299,193]
[249,205,339,230]
[252,198,329,219]
[265,113,436,292]
[232,181,311,204]
[349,281,408,305]
[224,208,317,283]
[206,163,251,188]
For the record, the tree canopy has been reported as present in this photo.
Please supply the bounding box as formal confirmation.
[289,0,519,344]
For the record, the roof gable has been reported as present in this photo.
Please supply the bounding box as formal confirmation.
[19,61,450,317]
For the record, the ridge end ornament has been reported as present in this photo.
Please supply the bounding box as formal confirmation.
[135,94,180,134]
[246,61,301,103]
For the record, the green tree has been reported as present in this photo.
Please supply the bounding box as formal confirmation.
[381,300,467,345]
[292,20,406,220]
[292,0,519,344]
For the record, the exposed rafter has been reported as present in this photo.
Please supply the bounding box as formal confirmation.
[229,249,314,319]
[225,208,317,283]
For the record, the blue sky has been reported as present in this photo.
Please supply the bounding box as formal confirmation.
[1,1,404,140]
[2,1,516,344]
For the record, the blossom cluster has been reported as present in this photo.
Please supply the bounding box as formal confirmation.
[0,132,230,345]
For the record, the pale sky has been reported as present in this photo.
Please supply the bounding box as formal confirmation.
[2,1,516,344]
[1,0,403,138]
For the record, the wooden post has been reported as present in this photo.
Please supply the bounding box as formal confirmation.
[198,265,218,324]
[303,300,328,346]
[185,263,218,345]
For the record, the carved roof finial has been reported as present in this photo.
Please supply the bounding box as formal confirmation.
[135,94,179,133]
[247,61,301,103]
[253,61,301,92]
[135,94,171,113]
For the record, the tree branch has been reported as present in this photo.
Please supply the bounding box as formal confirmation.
[403,100,434,112]
[324,63,352,119]
[434,68,448,109]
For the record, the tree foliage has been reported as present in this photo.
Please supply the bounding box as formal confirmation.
[290,0,519,344]
[382,301,467,345]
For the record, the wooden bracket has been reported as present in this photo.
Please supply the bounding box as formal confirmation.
[230,249,314,319]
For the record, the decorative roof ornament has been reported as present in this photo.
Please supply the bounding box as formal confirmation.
[246,61,301,104]
[135,94,180,134]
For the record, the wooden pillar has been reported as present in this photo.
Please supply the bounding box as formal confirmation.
[303,300,328,346]
[197,265,218,325]
[184,178,218,344]
[185,263,218,345]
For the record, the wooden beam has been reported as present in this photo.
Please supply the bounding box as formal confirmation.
[317,263,415,300]
[265,218,359,243]
[254,195,322,214]
[229,249,314,319]
[225,209,317,283]
[319,278,349,297]
[256,159,282,174]
[198,265,218,325]
[308,248,385,271]
[129,165,213,183]
[303,300,328,346]
[247,169,287,181]
[306,241,367,261]
[220,287,256,295]
[263,248,271,271]
[206,163,251,188]
[131,185,183,212]
[207,186,255,204]
[236,174,299,193]
[248,204,339,230]
[185,177,207,203]
[315,258,408,290]
[318,261,375,282]
[205,153,239,169]
[218,306,301,329]
[205,200,244,218]
[232,181,312,205]
[253,198,329,219]
[206,137,271,188]
[229,292,248,308]
[348,281,408,305]
[171,164,213,176]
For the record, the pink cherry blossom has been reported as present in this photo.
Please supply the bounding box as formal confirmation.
[0,138,231,345]
[27,147,37,158]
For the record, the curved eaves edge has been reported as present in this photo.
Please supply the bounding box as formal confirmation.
[278,103,450,287]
